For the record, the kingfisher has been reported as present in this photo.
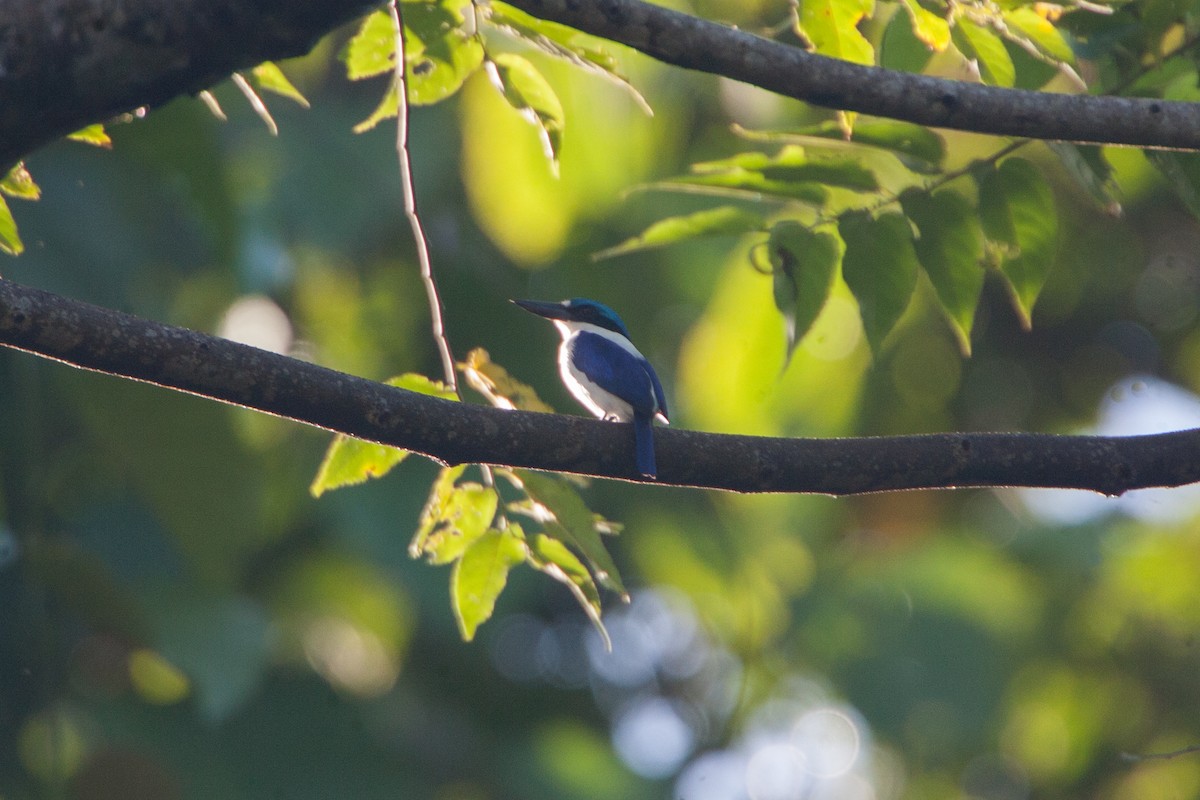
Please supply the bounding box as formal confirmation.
[514,298,669,479]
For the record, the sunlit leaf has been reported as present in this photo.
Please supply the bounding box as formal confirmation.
[461,348,555,412]
[1,163,40,200]
[594,206,765,259]
[1046,143,1120,217]
[758,221,841,362]
[693,147,879,191]
[452,526,528,641]
[486,54,565,172]
[797,0,877,65]
[486,3,652,114]
[528,533,610,648]
[402,1,485,106]
[1002,7,1075,63]
[410,466,500,565]
[840,211,920,354]
[735,120,946,173]
[252,62,311,108]
[973,158,1058,329]
[651,173,828,203]
[66,124,112,148]
[900,0,951,51]
[518,471,626,598]
[900,189,985,355]
[881,8,935,73]
[311,375,455,496]
[343,10,396,80]
[0,196,23,256]
[354,84,399,133]
[953,19,1016,87]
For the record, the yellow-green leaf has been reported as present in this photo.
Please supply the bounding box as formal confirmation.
[900,0,951,51]
[594,206,765,260]
[1,164,40,201]
[66,124,112,149]
[0,196,23,256]
[528,533,610,648]
[252,62,310,108]
[343,10,396,80]
[486,54,565,171]
[452,526,528,641]
[310,374,455,496]
[953,19,1016,87]
[518,472,626,598]
[797,0,877,65]
[1002,7,1074,63]
[411,467,499,565]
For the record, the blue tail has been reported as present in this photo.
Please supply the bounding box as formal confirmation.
[633,413,657,478]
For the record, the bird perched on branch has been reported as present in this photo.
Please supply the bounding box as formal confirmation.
[514,298,669,479]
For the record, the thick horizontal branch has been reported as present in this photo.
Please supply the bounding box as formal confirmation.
[505,0,1200,151]
[2,277,1199,496]
[0,0,377,170]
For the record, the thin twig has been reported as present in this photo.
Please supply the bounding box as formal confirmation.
[1121,744,1200,763]
[388,0,459,395]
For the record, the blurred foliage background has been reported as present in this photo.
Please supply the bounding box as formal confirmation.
[6,0,1200,797]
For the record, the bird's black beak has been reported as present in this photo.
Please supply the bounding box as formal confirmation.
[512,299,570,321]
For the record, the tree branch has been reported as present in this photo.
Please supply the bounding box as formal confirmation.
[0,0,378,171]
[3,277,1199,496]
[503,0,1200,151]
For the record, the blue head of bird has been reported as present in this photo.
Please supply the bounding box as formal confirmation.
[512,298,633,340]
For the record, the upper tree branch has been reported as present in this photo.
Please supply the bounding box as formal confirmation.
[3,277,1199,496]
[0,0,377,171]
[504,0,1200,151]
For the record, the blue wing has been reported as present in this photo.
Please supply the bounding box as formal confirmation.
[568,332,665,418]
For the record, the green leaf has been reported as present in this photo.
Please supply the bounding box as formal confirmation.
[1047,143,1120,216]
[486,3,651,114]
[900,0,951,51]
[411,466,499,565]
[0,196,23,256]
[693,147,879,192]
[953,19,1016,87]
[402,1,485,106]
[452,525,528,641]
[310,375,455,496]
[527,533,610,649]
[736,120,946,174]
[881,8,935,74]
[486,54,565,172]
[1,163,40,200]
[839,211,920,354]
[760,221,841,362]
[66,124,112,148]
[652,174,828,204]
[1002,8,1074,63]
[900,189,985,355]
[797,0,877,65]
[252,62,310,108]
[973,158,1057,329]
[1146,151,1200,222]
[594,206,765,259]
[343,10,396,80]
[354,84,399,134]
[517,472,626,598]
